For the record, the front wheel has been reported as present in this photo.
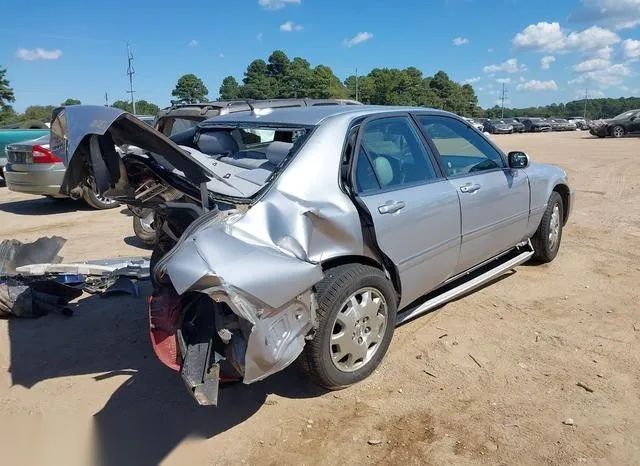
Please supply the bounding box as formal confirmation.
[531,192,564,263]
[132,209,157,245]
[611,125,625,138]
[298,264,397,389]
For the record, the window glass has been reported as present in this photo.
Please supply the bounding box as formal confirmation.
[169,118,199,136]
[357,117,437,192]
[417,115,505,176]
[354,148,380,193]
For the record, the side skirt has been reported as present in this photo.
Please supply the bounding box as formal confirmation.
[396,240,534,325]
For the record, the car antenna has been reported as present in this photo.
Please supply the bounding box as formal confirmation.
[244,100,255,111]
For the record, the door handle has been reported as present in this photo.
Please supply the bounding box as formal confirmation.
[460,183,481,194]
[378,200,406,214]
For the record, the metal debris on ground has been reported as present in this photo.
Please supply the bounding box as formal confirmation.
[0,236,66,276]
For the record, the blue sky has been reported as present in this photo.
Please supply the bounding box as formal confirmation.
[2,0,639,111]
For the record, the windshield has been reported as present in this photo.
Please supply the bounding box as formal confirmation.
[613,110,637,119]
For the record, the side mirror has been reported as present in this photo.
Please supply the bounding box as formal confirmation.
[508,151,529,169]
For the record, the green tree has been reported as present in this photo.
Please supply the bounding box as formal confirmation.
[171,74,209,103]
[62,98,81,106]
[308,65,347,99]
[219,76,240,100]
[23,105,56,123]
[283,57,312,98]
[0,67,15,108]
[0,105,18,125]
[240,59,274,99]
[111,99,159,115]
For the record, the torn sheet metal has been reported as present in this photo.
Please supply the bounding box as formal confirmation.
[15,257,150,278]
[0,237,66,276]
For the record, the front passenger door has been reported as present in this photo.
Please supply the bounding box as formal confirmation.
[416,115,530,275]
[354,115,461,308]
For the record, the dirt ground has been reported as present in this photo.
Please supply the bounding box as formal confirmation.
[0,131,639,466]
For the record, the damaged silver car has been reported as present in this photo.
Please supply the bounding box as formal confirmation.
[51,105,574,405]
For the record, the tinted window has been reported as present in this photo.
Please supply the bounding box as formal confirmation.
[169,118,200,136]
[356,117,437,193]
[417,115,505,176]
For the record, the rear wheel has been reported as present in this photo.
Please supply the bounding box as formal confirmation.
[611,125,625,138]
[132,209,157,245]
[298,264,397,389]
[82,185,119,210]
[531,192,563,263]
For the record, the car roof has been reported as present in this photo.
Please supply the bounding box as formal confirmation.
[199,104,450,127]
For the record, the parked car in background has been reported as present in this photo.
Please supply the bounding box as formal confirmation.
[131,98,362,244]
[0,122,49,177]
[567,117,589,130]
[589,109,640,138]
[463,117,484,132]
[52,104,574,405]
[3,114,155,209]
[522,118,552,132]
[483,119,513,134]
[504,119,525,133]
[549,118,576,131]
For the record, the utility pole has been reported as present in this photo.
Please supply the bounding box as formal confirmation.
[355,68,359,102]
[583,88,588,119]
[500,83,508,119]
[104,92,109,107]
[126,43,136,114]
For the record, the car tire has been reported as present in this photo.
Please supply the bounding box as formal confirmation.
[611,125,625,138]
[132,210,157,245]
[531,191,564,263]
[298,263,397,390]
[82,186,120,210]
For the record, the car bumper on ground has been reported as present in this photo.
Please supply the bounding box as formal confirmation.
[3,163,66,197]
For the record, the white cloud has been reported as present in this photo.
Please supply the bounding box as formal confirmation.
[570,0,640,30]
[280,21,303,32]
[512,22,620,53]
[219,53,224,58]
[256,32,264,40]
[541,55,556,69]
[483,58,526,74]
[487,48,494,52]
[188,39,198,47]
[623,39,640,59]
[462,76,481,84]
[573,58,611,72]
[569,63,631,86]
[16,48,62,60]
[344,32,373,48]
[620,85,629,91]
[496,78,512,84]
[478,86,486,92]
[592,45,614,60]
[258,0,300,10]
[517,79,559,91]
[519,76,526,82]
[453,37,469,46]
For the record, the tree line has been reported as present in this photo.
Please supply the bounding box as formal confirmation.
[1,59,639,127]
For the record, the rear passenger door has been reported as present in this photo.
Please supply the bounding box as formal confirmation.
[354,115,461,308]
[415,114,530,275]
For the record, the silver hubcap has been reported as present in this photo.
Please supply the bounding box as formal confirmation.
[613,127,623,137]
[139,210,155,231]
[548,204,561,250]
[330,287,387,373]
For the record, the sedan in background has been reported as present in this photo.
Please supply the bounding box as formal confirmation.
[549,118,576,131]
[463,117,485,132]
[589,109,640,138]
[483,119,513,134]
[504,119,525,133]
[567,117,589,130]
[522,118,552,132]
[4,114,155,209]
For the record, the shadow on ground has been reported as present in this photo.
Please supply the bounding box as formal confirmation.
[0,196,90,215]
[6,283,325,466]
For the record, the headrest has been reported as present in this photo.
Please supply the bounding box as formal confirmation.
[374,157,393,186]
[265,141,293,165]
[197,131,238,156]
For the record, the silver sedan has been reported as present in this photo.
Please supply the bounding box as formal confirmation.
[52,104,574,405]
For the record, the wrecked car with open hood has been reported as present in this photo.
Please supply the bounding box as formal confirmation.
[52,105,574,405]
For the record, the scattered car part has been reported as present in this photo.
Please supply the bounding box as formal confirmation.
[0,236,66,276]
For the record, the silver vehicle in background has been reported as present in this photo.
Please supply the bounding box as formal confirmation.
[52,104,574,405]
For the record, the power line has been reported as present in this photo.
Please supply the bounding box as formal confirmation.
[126,43,136,114]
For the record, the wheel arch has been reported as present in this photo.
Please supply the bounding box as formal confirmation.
[320,255,401,304]
[552,183,570,225]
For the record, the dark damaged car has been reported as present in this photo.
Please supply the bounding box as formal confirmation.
[589,109,640,138]
[51,105,574,405]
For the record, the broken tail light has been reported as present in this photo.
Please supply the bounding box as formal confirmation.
[32,145,63,164]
